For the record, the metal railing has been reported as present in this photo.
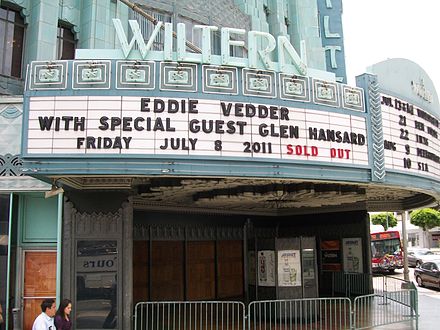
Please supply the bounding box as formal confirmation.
[332,272,374,297]
[248,297,352,329]
[134,301,246,330]
[353,290,418,329]
[133,273,418,330]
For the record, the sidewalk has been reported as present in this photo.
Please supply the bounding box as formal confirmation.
[373,290,438,329]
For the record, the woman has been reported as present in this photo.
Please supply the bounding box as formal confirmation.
[54,299,72,330]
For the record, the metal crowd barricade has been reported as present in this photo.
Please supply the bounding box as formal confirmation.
[248,297,352,330]
[133,273,418,330]
[352,289,418,330]
[134,301,246,330]
[332,272,376,297]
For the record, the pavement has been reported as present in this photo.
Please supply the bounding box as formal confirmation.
[374,268,440,329]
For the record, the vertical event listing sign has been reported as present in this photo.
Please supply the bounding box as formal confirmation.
[277,250,302,287]
[258,250,275,286]
[342,238,363,273]
[381,93,440,178]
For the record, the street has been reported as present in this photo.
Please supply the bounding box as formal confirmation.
[392,267,440,299]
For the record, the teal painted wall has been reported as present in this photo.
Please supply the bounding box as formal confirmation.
[1,0,330,94]
[19,194,58,243]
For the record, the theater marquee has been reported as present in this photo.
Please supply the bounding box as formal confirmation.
[27,95,368,165]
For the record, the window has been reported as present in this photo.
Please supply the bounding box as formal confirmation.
[0,6,25,78]
[129,9,172,51]
[422,262,431,270]
[57,23,76,59]
[76,240,118,328]
[177,15,202,53]
[211,28,246,58]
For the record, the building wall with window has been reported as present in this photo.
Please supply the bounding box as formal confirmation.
[4,0,440,329]
[0,0,335,96]
[0,1,346,328]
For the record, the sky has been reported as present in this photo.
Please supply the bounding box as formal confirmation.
[342,0,440,94]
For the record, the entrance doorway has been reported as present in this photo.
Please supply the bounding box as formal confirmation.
[22,251,56,329]
[133,240,243,303]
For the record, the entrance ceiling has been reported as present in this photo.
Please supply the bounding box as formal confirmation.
[56,176,435,215]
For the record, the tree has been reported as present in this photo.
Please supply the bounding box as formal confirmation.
[410,208,440,247]
[370,212,398,231]
[410,208,440,231]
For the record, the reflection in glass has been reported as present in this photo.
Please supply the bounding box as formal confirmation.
[302,249,315,280]
[76,240,117,329]
[0,194,10,323]
[0,6,25,77]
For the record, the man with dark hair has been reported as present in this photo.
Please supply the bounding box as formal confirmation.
[32,298,56,330]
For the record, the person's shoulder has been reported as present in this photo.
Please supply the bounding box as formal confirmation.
[32,313,45,326]
[55,314,65,320]
[54,314,63,324]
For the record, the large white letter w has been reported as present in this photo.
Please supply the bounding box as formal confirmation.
[113,18,163,59]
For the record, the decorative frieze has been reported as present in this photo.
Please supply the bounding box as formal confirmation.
[75,211,121,237]
[27,60,365,113]
[133,223,243,240]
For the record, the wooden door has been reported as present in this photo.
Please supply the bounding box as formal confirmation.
[150,241,184,301]
[133,240,149,304]
[187,241,215,300]
[217,240,243,299]
[23,251,56,330]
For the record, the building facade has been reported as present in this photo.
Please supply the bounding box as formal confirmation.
[1,0,439,329]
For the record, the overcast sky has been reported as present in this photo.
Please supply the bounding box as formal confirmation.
[342,0,439,95]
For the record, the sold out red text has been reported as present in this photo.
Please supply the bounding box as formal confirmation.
[286,145,351,159]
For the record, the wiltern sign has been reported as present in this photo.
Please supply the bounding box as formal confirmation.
[76,19,337,81]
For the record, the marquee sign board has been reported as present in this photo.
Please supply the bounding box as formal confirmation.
[381,93,440,178]
[26,95,368,166]
[23,59,368,170]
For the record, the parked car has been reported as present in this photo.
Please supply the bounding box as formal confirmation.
[414,261,440,289]
[407,248,438,267]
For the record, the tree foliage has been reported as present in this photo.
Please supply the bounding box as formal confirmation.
[370,212,398,231]
[410,208,440,231]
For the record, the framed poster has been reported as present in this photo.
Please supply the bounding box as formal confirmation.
[277,250,301,287]
[257,250,275,286]
[321,240,342,271]
[342,238,363,273]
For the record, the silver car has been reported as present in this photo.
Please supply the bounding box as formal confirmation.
[407,248,438,267]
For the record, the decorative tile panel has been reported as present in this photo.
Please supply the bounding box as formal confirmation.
[116,60,155,89]
[242,69,276,98]
[312,79,340,107]
[0,105,22,119]
[0,154,23,176]
[72,61,111,89]
[279,74,310,102]
[160,62,197,92]
[202,65,238,94]
[29,61,68,90]
[342,85,364,111]
[367,76,385,181]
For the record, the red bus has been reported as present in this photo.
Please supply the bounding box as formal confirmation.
[370,231,403,272]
